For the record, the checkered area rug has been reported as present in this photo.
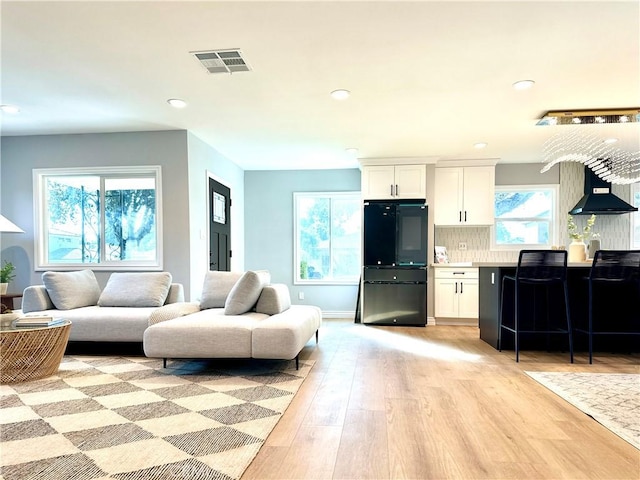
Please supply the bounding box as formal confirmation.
[0,355,314,480]
[526,371,640,450]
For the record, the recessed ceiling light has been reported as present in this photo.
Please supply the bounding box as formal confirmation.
[0,104,20,114]
[331,89,350,100]
[512,80,535,90]
[474,142,488,149]
[345,148,359,157]
[167,98,187,108]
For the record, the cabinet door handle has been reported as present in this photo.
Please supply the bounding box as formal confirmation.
[395,184,399,196]
[455,282,458,294]
[464,211,467,222]
[460,282,464,294]
[390,184,394,196]
[459,211,462,222]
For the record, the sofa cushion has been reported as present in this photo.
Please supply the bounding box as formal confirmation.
[200,271,244,309]
[148,302,201,326]
[42,269,101,310]
[256,284,291,315]
[224,270,271,315]
[98,272,172,307]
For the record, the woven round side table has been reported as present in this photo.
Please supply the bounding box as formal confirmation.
[0,320,71,383]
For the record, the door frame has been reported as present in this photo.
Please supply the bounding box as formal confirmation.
[206,171,232,271]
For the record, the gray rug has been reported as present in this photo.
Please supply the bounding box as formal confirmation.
[526,371,639,450]
[0,355,314,479]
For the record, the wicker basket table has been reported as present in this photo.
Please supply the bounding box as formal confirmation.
[0,320,71,383]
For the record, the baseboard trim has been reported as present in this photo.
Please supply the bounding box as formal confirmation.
[321,311,356,319]
[435,318,479,327]
[321,311,437,326]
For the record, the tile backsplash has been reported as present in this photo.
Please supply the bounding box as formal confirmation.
[434,226,519,263]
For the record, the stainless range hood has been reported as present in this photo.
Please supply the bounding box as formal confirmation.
[569,166,638,215]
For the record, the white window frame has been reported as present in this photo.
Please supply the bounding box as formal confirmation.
[491,184,559,250]
[33,166,163,271]
[293,191,361,285]
[631,183,640,249]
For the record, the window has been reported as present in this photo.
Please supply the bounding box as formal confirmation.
[492,185,558,249]
[34,166,162,270]
[294,192,361,284]
[632,183,640,249]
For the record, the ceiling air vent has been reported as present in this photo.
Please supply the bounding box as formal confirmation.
[191,49,251,74]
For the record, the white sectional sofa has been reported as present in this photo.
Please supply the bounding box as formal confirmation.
[143,270,322,369]
[21,269,322,368]
[21,270,184,342]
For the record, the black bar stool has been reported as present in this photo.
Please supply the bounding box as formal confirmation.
[499,250,573,363]
[574,250,640,364]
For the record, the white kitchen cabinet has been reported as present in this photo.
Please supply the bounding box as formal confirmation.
[361,164,426,200]
[434,166,494,225]
[434,267,479,319]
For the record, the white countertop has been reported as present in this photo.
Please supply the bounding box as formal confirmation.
[431,262,474,268]
[470,261,592,268]
[432,261,593,268]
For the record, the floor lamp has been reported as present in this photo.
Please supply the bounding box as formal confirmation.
[0,214,25,234]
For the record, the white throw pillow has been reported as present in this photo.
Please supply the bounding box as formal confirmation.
[42,269,101,310]
[255,284,291,315]
[224,270,271,315]
[98,272,172,307]
[200,271,245,309]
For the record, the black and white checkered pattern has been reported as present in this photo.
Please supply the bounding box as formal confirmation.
[0,355,313,480]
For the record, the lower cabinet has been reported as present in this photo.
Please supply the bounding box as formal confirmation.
[434,267,479,323]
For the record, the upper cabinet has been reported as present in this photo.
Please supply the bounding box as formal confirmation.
[361,164,427,200]
[434,166,495,226]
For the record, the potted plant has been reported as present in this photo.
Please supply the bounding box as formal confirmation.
[0,260,16,295]
[567,214,596,262]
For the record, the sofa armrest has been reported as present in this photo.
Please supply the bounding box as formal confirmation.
[165,283,185,304]
[256,284,291,315]
[149,302,200,326]
[22,285,55,313]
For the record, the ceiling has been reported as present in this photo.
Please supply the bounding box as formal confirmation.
[1,1,639,171]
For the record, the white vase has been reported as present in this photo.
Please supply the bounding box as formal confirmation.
[0,283,7,295]
[568,240,587,263]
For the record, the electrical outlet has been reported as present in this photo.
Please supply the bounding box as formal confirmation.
[298,292,305,300]
[458,242,468,251]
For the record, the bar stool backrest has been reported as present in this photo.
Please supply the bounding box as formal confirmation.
[516,250,568,282]
[589,250,640,282]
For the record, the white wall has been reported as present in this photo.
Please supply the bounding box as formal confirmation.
[186,132,244,301]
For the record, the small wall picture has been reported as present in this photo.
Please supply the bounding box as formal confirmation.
[434,246,449,264]
[213,192,226,224]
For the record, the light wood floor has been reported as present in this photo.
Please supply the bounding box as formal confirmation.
[243,318,639,480]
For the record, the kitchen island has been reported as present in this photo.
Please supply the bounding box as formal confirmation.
[476,262,592,350]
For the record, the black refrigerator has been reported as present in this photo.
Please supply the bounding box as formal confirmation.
[361,199,428,326]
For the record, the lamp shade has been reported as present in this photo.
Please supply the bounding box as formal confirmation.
[0,214,24,233]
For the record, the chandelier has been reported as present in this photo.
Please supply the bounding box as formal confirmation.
[539,109,640,184]
[537,108,640,126]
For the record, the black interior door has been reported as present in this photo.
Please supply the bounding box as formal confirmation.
[209,177,231,271]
